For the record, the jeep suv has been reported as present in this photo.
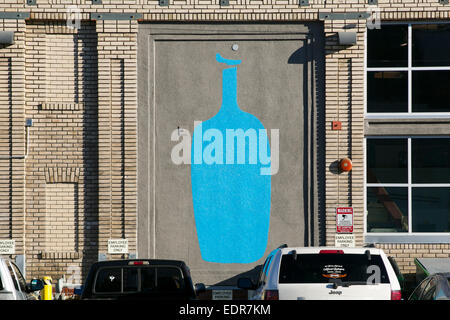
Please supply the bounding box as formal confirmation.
[238,246,402,300]
[81,259,205,300]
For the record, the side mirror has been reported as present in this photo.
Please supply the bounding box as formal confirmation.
[237,278,256,290]
[27,279,44,292]
[194,283,206,295]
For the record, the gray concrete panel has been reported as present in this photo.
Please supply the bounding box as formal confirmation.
[138,23,324,285]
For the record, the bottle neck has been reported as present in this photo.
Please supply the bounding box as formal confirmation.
[220,67,239,112]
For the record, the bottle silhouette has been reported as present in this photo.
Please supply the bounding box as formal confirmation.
[191,53,271,264]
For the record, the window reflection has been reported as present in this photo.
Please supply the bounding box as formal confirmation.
[412,71,450,112]
[367,187,408,233]
[413,24,450,67]
[367,139,407,183]
[412,188,450,233]
[367,72,408,113]
[412,139,450,183]
[367,25,408,67]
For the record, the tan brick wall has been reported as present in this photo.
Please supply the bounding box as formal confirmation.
[0,19,26,257]
[0,0,449,282]
[45,182,77,253]
[324,20,366,247]
[96,19,137,261]
[24,21,99,281]
[45,34,78,104]
[378,244,450,275]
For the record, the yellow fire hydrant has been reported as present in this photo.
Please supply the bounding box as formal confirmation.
[41,276,53,300]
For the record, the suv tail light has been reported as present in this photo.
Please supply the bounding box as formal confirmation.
[391,290,402,300]
[264,290,279,300]
[319,250,344,254]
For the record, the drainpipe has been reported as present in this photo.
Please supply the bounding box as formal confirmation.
[0,121,31,160]
[2,119,32,276]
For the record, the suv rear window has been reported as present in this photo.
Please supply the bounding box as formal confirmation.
[94,266,185,294]
[279,253,390,284]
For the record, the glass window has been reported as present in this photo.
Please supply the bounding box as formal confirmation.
[140,267,156,292]
[367,139,407,183]
[94,268,122,293]
[409,278,431,300]
[10,263,26,292]
[412,138,450,183]
[366,137,450,236]
[367,187,408,233]
[412,71,450,113]
[278,254,389,284]
[421,278,436,300]
[156,267,184,292]
[367,23,450,114]
[6,263,19,291]
[367,25,408,67]
[367,72,408,113]
[413,24,450,67]
[412,188,450,233]
[123,268,138,292]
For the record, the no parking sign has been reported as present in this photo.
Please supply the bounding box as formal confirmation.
[336,207,353,233]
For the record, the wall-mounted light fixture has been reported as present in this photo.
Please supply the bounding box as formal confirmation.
[338,32,357,46]
[0,31,14,45]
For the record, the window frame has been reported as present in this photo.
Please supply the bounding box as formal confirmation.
[365,21,450,119]
[364,136,450,243]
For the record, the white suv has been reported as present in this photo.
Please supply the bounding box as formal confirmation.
[238,246,402,300]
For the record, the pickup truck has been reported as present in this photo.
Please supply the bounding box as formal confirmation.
[80,259,205,300]
[0,257,44,300]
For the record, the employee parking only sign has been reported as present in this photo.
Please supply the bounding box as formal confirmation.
[336,207,353,233]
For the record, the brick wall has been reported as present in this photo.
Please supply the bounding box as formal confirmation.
[45,182,77,253]
[324,20,366,247]
[24,21,99,282]
[0,1,448,282]
[0,19,26,259]
[379,244,450,275]
[96,19,137,261]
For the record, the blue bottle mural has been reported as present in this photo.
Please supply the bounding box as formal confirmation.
[191,53,271,264]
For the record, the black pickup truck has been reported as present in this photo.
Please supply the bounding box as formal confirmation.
[80,259,205,300]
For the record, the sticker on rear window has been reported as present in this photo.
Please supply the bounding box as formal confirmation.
[321,265,347,279]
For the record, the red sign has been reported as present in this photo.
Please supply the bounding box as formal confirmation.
[336,207,353,233]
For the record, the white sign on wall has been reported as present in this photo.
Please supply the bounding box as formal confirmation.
[335,234,355,248]
[108,239,129,254]
[0,240,15,254]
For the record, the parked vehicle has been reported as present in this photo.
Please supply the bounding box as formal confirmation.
[80,259,205,300]
[238,246,402,300]
[0,257,44,300]
[388,255,407,296]
[409,273,450,300]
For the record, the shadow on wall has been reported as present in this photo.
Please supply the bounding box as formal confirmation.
[287,24,326,247]
[214,265,263,287]
[80,22,99,283]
